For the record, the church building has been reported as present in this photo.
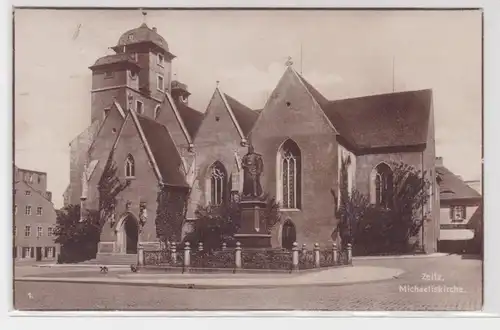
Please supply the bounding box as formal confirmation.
[64,23,440,259]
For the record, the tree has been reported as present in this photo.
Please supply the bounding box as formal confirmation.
[385,161,431,251]
[261,193,282,234]
[331,159,431,255]
[54,204,100,263]
[331,155,371,249]
[98,155,130,227]
[155,186,190,245]
[188,193,282,251]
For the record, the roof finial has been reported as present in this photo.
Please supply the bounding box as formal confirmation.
[216,80,220,88]
[285,56,294,67]
[142,10,147,25]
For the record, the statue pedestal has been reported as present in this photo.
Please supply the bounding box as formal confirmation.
[234,200,271,248]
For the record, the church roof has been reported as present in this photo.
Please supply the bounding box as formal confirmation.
[322,89,432,151]
[135,114,188,187]
[174,101,204,139]
[90,53,141,70]
[116,23,170,54]
[224,94,260,137]
[436,166,482,202]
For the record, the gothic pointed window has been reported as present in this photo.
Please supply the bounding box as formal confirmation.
[278,139,301,209]
[373,163,393,209]
[210,162,226,206]
[125,154,135,178]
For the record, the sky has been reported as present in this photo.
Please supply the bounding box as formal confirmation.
[14,9,482,208]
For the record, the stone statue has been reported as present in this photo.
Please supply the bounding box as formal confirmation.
[241,144,264,199]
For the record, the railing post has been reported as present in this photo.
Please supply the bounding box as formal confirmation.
[292,242,299,272]
[235,242,242,270]
[314,243,320,268]
[347,243,353,264]
[171,242,177,264]
[137,245,144,267]
[183,242,191,272]
[222,242,227,251]
[301,243,307,255]
[332,243,338,265]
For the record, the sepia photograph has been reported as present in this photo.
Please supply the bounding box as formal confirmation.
[12,8,483,312]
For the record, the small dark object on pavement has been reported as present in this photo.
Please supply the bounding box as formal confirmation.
[131,264,138,272]
[100,266,109,273]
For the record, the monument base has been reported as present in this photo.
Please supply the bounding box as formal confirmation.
[234,199,272,248]
[233,234,272,249]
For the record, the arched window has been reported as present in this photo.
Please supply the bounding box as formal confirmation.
[154,105,161,119]
[373,162,393,209]
[278,139,301,209]
[210,162,226,206]
[125,154,135,178]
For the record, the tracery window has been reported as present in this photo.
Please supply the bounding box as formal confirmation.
[210,162,226,206]
[125,154,135,178]
[374,163,393,209]
[278,139,301,209]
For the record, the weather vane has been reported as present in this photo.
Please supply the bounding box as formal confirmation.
[285,56,294,67]
[142,10,147,24]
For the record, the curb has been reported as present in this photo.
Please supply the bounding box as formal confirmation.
[353,253,450,261]
[15,273,403,289]
[33,264,132,269]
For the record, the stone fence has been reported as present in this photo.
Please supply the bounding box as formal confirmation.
[139,241,352,272]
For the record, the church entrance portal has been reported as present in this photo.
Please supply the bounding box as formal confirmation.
[123,215,139,254]
[281,220,296,250]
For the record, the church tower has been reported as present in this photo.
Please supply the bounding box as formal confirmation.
[89,22,176,123]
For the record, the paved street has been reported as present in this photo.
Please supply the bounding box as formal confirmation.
[14,254,482,311]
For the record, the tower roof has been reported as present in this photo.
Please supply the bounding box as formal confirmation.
[89,53,141,70]
[115,23,170,54]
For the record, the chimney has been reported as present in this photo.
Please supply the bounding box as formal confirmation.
[435,157,443,167]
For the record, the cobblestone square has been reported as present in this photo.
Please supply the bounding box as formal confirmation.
[14,255,482,311]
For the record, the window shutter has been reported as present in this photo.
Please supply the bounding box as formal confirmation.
[30,247,34,258]
[463,206,467,219]
[52,247,56,258]
[449,206,454,220]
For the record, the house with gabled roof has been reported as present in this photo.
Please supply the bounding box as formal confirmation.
[64,23,440,261]
[436,157,482,253]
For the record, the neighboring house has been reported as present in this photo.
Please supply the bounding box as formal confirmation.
[436,157,482,253]
[64,22,440,261]
[13,166,59,261]
[465,179,482,194]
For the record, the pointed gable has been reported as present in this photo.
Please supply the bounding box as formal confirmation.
[250,66,338,139]
[194,86,247,146]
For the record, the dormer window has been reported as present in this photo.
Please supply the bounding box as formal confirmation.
[125,154,135,178]
[129,70,137,80]
[157,75,164,92]
[157,53,164,67]
[136,100,144,114]
[104,71,114,79]
[128,34,134,41]
[132,53,138,61]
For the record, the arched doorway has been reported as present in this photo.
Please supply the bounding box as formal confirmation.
[281,220,296,250]
[117,214,139,254]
